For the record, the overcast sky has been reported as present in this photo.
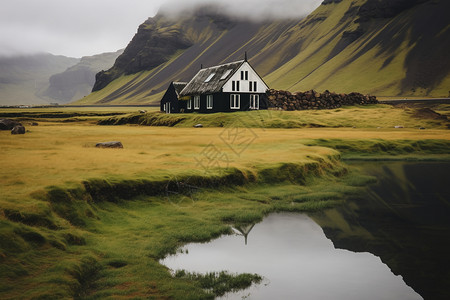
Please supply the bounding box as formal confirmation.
[0,0,321,58]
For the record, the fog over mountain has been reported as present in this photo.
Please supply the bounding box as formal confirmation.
[0,0,320,58]
[159,0,322,20]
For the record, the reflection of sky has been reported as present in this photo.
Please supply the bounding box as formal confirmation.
[161,213,423,300]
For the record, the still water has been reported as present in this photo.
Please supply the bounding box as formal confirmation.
[161,162,450,299]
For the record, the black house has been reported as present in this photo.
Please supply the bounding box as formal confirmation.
[161,59,269,113]
[160,82,187,113]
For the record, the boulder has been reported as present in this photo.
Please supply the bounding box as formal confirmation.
[95,141,123,148]
[194,124,203,128]
[11,125,26,135]
[0,119,22,130]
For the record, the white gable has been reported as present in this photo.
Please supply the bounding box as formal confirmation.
[222,62,269,93]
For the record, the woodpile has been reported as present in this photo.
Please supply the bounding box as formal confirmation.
[267,89,378,111]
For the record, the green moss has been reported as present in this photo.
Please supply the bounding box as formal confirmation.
[304,139,450,159]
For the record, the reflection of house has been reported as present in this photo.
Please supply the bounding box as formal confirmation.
[160,56,269,113]
[232,224,256,245]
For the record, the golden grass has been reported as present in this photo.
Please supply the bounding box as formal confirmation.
[0,124,333,203]
[1,118,448,205]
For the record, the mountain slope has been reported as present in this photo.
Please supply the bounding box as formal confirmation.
[0,54,79,106]
[42,50,123,104]
[78,0,450,105]
[266,0,450,96]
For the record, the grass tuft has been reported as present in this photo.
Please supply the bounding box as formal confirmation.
[174,270,263,297]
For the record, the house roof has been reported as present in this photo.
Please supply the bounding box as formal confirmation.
[172,82,187,97]
[180,60,245,96]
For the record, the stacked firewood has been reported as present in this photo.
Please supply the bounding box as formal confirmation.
[267,89,378,110]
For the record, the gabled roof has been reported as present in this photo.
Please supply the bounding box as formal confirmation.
[180,60,245,96]
[172,82,187,97]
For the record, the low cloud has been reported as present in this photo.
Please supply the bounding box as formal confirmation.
[0,0,165,57]
[0,0,321,58]
[159,0,322,20]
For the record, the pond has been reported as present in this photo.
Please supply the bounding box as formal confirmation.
[161,162,450,299]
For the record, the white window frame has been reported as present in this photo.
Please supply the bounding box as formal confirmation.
[206,95,213,109]
[232,81,240,92]
[250,94,260,110]
[230,94,240,109]
[187,99,192,109]
[194,95,200,110]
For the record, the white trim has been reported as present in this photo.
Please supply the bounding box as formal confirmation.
[223,62,268,93]
[194,95,200,109]
[206,95,213,109]
[230,94,240,109]
[187,99,192,109]
[250,94,259,110]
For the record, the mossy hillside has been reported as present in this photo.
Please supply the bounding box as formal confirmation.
[304,138,450,160]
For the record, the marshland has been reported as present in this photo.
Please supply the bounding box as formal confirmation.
[1,103,449,299]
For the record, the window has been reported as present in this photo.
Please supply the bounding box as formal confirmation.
[241,71,248,80]
[249,81,253,92]
[204,73,215,83]
[232,81,240,92]
[194,96,200,109]
[253,81,257,92]
[220,69,232,80]
[245,71,248,81]
[250,95,259,110]
[241,71,244,80]
[207,95,213,109]
[187,99,192,109]
[230,94,240,109]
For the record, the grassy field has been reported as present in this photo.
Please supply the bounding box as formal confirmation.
[0,104,449,298]
[99,104,450,129]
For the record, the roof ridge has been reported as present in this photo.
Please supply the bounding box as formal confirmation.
[201,60,245,70]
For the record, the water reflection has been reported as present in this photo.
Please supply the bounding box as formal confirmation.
[161,213,422,300]
[231,224,255,245]
[313,162,450,300]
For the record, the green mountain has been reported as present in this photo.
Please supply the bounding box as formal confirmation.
[42,50,123,104]
[0,54,79,106]
[77,0,450,105]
